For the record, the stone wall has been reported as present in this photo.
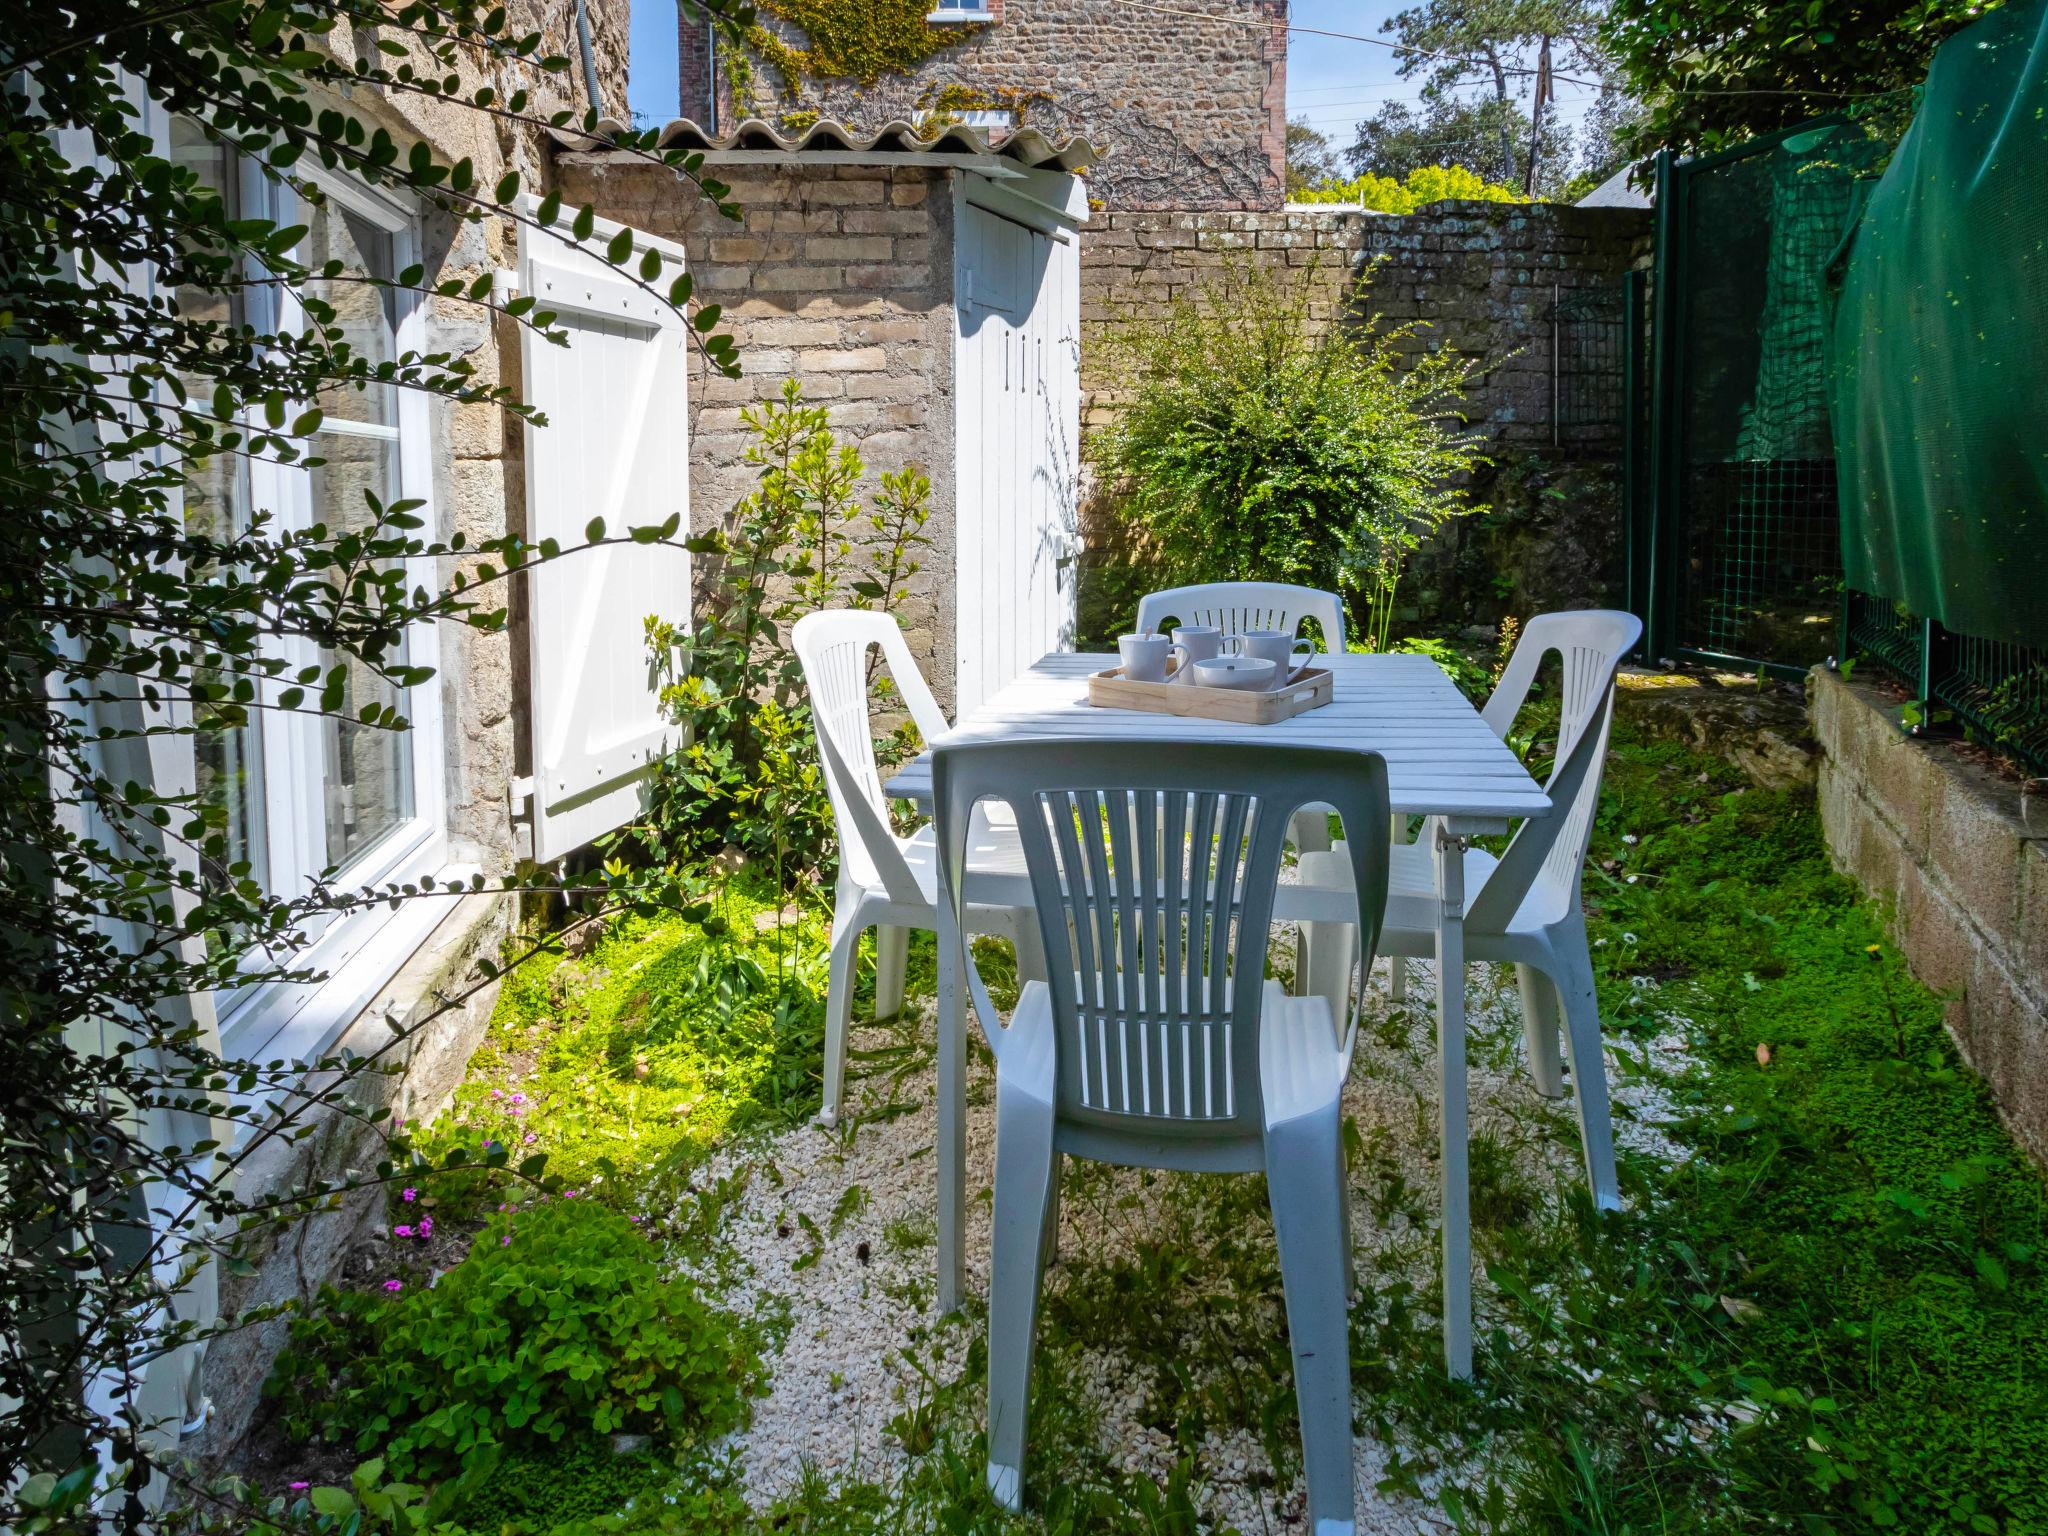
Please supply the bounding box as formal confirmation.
[1812,668,2048,1167]
[553,154,960,706]
[682,0,1287,211]
[1074,201,1652,637]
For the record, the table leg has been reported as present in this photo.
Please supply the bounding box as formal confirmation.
[1434,822,1473,1380]
[935,894,968,1314]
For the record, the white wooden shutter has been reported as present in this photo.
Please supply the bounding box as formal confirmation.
[517,215,690,862]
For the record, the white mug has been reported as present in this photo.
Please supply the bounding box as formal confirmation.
[1119,632,1185,684]
[1190,655,1276,691]
[1170,625,1233,682]
[1238,629,1315,689]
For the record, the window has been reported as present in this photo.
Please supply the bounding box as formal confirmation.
[176,126,450,1060]
[926,0,993,20]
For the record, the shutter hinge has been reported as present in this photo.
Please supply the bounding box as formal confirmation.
[508,774,535,818]
[494,268,520,299]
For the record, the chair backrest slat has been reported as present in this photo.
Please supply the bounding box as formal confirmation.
[935,740,1390,1142]
[1136,583,1348,654]
[1466,611,1642,932]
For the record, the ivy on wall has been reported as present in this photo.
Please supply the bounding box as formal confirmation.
[747,0,984,98]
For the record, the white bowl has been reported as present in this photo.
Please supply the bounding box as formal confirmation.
[1191,655,1276,691]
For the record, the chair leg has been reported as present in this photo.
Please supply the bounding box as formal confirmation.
[1265,1112,1357,1534]
[1301,915,1355,1040]
[1515,963,1566,1099]
[1552,945,1619,1212]
[817,908,862,1129]
[1012,912,1049,985]
[986,1091,1058,1513]
[1387,813,1408,1002]
[874,924,909,1020]
[1039,1153,1062,1269]
[1288,808,1332,854]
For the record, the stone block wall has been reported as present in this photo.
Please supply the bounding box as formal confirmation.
[683,0,1287,211]
[553,155,960,706]
[1812,667,2048,1167]
[1079,201,1652,447]
[1074,201,1652,636]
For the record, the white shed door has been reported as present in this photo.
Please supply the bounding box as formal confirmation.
[518,219,690,862]
[954,197,1080,716]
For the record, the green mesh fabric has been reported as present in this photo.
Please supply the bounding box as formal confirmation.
[1667,122,1886,667]
[1827,0,2048,649]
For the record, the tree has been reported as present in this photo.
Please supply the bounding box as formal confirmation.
[1285,117,1342,196]
[1,1,747,1527]
[1347,95,1560,187]
[1376,0,1611,195]
[1603,0,1989,160]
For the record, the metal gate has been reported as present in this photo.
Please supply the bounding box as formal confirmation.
[1634,121,1889,677]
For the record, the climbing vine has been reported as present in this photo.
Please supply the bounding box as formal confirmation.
[746,0,984,99]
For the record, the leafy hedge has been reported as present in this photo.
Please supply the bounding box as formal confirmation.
[266,1201,757,1481]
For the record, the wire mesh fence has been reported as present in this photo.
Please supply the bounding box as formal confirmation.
[1643,121,1891,675]
[1844,591,2048,777]
[1550,282,1627,451]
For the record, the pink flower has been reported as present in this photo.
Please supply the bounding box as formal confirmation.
[383,1279,403,1293]
[563,1189,579,1199]
[289,1482,310,1492]
[393,1224,414,1238]
[401,1188,417,1202]
[490,1088,504,1099]
[523,1133,538,1145]
[499,1234,512,1246]
[417,1215,433,1238]
[508,1092,527,1106]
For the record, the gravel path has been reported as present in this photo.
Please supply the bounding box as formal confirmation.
[685,955,1692,1532]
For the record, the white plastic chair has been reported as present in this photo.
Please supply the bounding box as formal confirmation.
[1135,581,1348,653]
[1136,583,1348,856]
[792,610,1039,1128]
[1300,610,1643,1213]
[935,737,1390,1533]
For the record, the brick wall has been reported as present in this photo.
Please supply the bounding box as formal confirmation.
[553,155,961,704]
[684,0,1286,211]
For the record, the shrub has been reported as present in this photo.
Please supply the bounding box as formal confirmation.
[266,1201,756,1481]
[1294,164,1526,211]
[630,379,930,878]
[1092,259,1483,650]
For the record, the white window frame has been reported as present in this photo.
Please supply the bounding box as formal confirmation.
[926,0,992,20]
[213,163,453,1066]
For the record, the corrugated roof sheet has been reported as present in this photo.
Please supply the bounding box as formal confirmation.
[549,117,1101,174]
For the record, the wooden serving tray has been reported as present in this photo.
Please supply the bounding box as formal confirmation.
[1087,665,1334,724]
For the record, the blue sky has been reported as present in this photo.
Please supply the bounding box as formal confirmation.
[625,1,1598,161]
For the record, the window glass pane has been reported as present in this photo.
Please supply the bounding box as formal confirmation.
[172,118,270,904]
[304,200,415,871]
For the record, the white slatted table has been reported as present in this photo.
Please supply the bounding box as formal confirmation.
[885,652,1552,1378]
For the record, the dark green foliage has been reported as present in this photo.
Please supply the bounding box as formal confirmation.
[1091,260,1482,652]
[265,1201,757,1482]
[2,0,753,1514]
[1603,0,1980,159]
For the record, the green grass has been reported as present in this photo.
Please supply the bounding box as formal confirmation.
[297,689,2046,1536]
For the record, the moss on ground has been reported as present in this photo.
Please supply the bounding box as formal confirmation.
[278,694,2046,1536]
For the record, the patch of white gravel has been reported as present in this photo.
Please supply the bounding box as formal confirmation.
[680,952,1697,1531]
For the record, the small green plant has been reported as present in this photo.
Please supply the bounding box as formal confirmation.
[1093,258,1483,652]
[264,1200,757,1481]
[629,380,931,879]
